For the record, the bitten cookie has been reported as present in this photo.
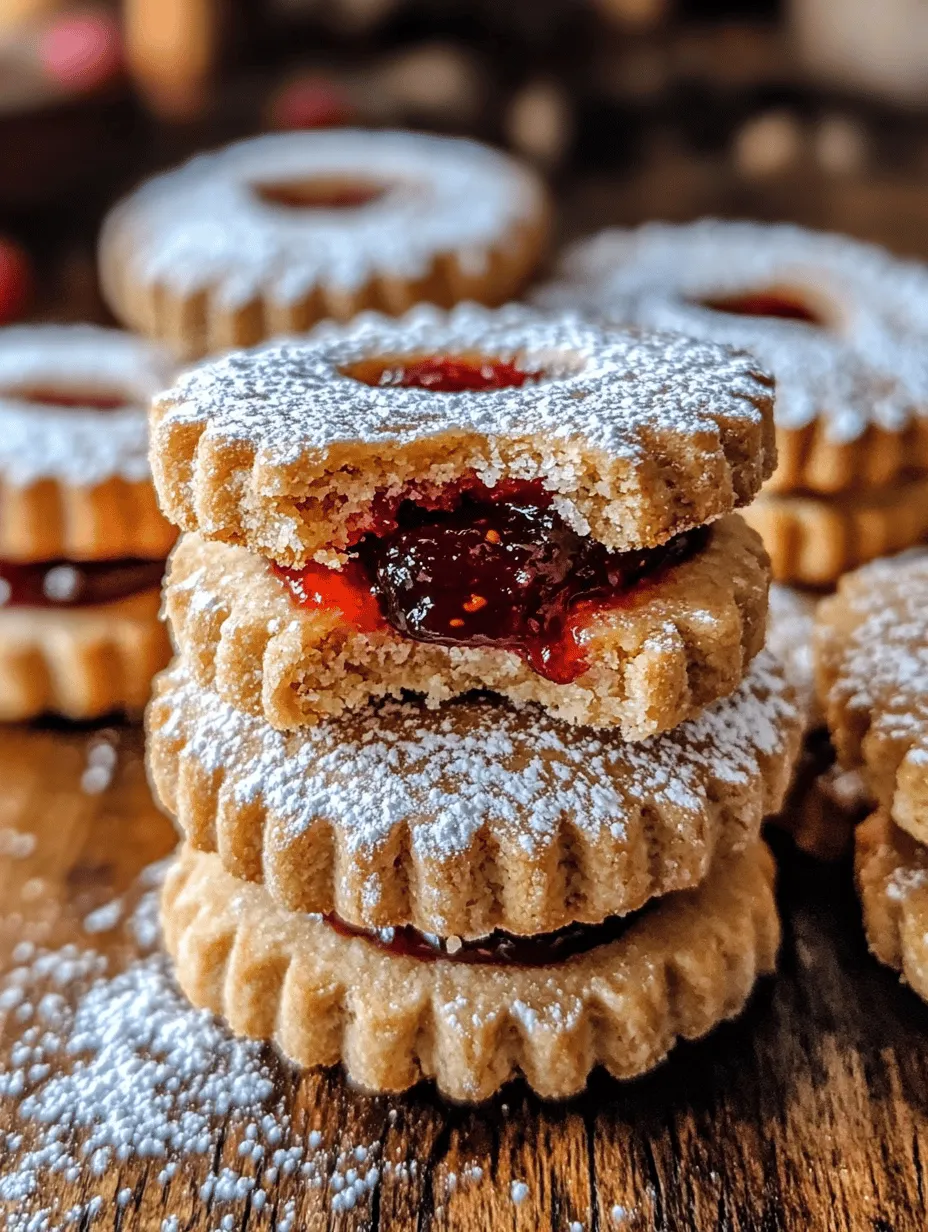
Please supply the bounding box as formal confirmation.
[855,810,928,1001]
[161,839,780,1101]
[147,649,802,939]
[99,130,550,359]
[816,551,928,844]
[164,513,769,738]
[149,304,775,564]
[536,219,928,494]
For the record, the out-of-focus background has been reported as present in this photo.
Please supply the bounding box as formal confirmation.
[4,0,928,321]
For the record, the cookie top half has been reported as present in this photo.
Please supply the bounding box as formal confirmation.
[150,303,775,565]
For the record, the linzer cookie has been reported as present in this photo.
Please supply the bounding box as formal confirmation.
[161,839,780,1101]
[164,513,769,738]
[146,649,801,939]
[99,130,549,359]
[0,325,175,719]
[538,221,928,584]
[150,305,775,563]
[855,811,928,1001]
[816,550,928,844]
[151,306,774,729]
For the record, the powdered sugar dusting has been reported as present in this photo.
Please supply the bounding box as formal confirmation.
[154,648,798,861]
[103,130,544,308]
[537,220,928,442]
[158,302,771,465]
[819,550,928,766]
[0,871,414,1231]
[0,325,173,486]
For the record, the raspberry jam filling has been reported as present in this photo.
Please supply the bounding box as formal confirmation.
[325,907,647,967]
[255,177,388,210]
[341,353,543,393]
[5,386,131,410]
[275,484,706,685]
[698,290,822,324]
[0,559,164,608]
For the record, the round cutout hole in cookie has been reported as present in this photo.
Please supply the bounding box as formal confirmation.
[341,353,545,392]
[696,287,825,325]
[3,385,132,410]
[253,176,389,210]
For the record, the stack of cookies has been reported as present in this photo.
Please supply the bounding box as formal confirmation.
[149,303,804,1100]
[536,219,928,589]
[816,552,928,1001]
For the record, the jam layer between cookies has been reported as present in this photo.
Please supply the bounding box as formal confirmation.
[275,479,707,685]
[326,903,648,967]
[0,559,164,608]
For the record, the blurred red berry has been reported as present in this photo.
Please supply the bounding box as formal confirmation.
[270,77,355,130]
[39,12,123,94]
[0,241,32,325]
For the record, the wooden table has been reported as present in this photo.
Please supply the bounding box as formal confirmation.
[0,720,926,1232]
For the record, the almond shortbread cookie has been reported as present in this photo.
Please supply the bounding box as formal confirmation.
[816,551,928,843]
[99,130,549,359]
[165,513,768,738]
[147,649,801,939]
[537,220,928,494]
[149,304,776,564]
[161,839,780,1101]
[855,810,928,1000]
[0,324,176,561]
[743,475,928,587]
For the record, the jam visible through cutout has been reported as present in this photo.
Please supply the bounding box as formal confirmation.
[0,559,164,608]
[275,477,706,685]
[342,353,543,393]
[254,176,388,210]
[5,386,131,410]
[326,905,649,967]
[698,289,823,324]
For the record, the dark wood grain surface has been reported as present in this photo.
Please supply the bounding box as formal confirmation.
[0,720,925,1232]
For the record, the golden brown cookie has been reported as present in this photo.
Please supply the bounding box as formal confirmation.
[149,304,776,565]
[99,130,550,359]
[164,513,769,738]
[0,587,170,720]
[161,839,780,1101]
[0,324,176,562]
[146,649,802,939]
[741,475,928,587]
[855,810,928,1000]
[816,551,928,843]
[537,220,928,495]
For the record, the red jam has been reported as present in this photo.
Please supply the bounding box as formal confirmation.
[325,908,647,967]
[342,354,543,395]
[255,178,387,210]
[275,487,705,685]
[699,290,821,324]
[6,387,131,410]
[0,559,164,608]
[382,356,538,392]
